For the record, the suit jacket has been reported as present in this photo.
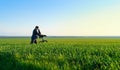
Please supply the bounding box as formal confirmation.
[32,28,41,36]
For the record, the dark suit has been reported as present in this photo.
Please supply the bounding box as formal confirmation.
[31,28,41,44]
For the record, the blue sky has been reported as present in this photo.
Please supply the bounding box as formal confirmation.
[0,0,120,36]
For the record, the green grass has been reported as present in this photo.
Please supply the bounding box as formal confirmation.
[0,37,120,70]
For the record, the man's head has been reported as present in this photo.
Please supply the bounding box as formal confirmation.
[35,26,39,29]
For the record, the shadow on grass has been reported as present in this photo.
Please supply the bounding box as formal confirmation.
[0,52,44,70]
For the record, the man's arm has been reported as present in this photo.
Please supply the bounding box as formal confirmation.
[38,29,41,35]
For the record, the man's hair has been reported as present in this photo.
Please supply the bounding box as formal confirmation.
[35,26,39,29]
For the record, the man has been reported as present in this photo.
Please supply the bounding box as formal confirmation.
[30,26,41,44]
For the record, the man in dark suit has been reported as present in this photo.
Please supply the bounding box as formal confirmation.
[30,26,41,44]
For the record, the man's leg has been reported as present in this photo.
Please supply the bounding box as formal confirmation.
[30,37,34,44]
[31,36,37,44]
[34,39,37,44]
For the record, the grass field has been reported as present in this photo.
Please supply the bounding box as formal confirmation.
[0,37,120,70]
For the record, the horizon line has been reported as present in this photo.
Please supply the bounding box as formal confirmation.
[1,35,120,38]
